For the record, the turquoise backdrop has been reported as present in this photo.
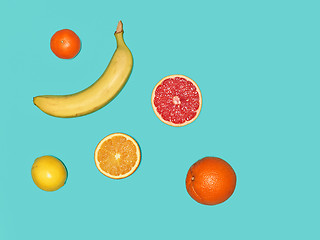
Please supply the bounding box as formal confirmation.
[1,0,319,239]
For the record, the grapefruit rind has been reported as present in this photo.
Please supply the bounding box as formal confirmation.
[94,133,141,179]
[151,74,202,127]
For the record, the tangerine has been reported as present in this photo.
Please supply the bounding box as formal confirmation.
[186,157,236,205]
[50,29,81,59]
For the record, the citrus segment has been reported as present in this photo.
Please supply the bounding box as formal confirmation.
[94,133,141,179]
[151,75,202,127]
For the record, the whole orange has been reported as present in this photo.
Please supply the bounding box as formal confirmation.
[186,157,236,205]
[50,29,81,59]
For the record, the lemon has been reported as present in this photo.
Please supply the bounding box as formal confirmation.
[31,155,67,191]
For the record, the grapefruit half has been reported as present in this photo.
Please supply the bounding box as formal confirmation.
[151,74,202,127]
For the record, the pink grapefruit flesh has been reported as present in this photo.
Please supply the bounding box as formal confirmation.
[151,75,202,127]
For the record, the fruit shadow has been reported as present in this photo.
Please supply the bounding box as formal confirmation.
[136,137,142,175]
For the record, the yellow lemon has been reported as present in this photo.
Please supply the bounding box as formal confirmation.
[31,155,67,191]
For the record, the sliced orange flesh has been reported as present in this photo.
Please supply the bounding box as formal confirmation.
[94,133,141,179]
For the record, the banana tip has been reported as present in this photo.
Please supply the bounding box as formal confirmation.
[115,21,123,33]
[33,97,38,106]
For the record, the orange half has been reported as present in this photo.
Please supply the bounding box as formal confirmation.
[94,133,141,179]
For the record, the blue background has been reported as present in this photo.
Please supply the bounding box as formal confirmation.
[1,0,319,239]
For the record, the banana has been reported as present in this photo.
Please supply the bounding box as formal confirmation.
[33,21,133,118]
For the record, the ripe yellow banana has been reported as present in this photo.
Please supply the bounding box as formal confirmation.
[33,21,133,118]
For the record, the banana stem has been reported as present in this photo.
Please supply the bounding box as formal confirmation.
[115,21,123,33]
